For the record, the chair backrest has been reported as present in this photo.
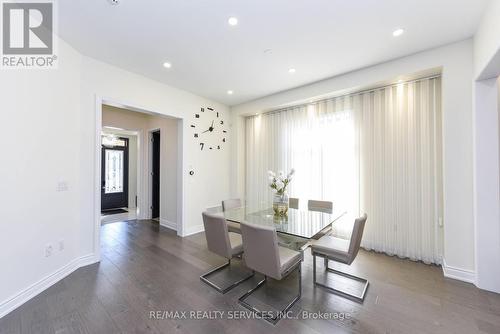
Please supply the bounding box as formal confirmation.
[347,214,368,264]
[222,198,242,211]
[240,222,282,280]
[289,197,299,209]
[202,212,232,259]
[205,205,223,213]
[308,200,333,213]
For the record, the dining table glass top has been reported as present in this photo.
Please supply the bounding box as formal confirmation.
[223,206,346,239]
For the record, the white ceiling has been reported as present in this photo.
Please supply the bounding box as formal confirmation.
[58,0,489,106]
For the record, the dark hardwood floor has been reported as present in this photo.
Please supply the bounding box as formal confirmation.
[2,220,500,334]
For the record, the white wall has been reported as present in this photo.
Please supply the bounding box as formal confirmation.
[79,55,231,254]
[471,3,500,292]
[0,36,231,317]
[474,0,500,80]
[473,77,500,292]
[231,39,476,278]
[0,39,87,316]
[151,116,179,229]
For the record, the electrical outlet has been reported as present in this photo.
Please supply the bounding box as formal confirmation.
[56,181,69,192]
[58,239,64,251]
[45,244,53,257]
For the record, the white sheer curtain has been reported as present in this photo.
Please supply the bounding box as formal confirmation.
[245,77,443,264]
[246,97,358,239]
[359,78,443,264]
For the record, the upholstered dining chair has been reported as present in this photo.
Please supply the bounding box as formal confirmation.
[205,205,222,213]
[289,197,299,209]
[308,200,334,239]
[222,198,242,211]
[200,212,254,294]
[311,214,368,302]
[221,198,242,234]
[238,222,303,325]
[308,199,333,213]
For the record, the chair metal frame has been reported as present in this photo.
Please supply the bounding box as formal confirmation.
[238,260,302,325]
[200,255,255,294]
[312,252,368,303]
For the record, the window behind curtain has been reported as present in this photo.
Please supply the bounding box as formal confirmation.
[245,76,443,264]
[245,97,358,238]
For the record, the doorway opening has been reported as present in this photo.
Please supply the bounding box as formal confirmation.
[151,130,161,220]
[101,136,129,212]
[100,129,139,224]
[96,101,183,238]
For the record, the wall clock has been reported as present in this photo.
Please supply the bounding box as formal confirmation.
[191,107,227,151]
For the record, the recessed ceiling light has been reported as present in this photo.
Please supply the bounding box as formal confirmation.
[397,79,403,83]
[393,28,404,37]
[227,90,233,95]
[163,62,172,69]
[288,68,296,73]
[228,17,238,26]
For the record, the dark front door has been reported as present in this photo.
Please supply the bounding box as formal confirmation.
[151,131,160,219]
[101,137,129,212]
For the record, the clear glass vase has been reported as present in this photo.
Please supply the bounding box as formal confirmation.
[273,193,289,216]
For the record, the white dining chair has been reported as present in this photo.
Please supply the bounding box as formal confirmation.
[221,198,242,234]
[311,214,369,302]
[308,199,333,213]
[222,198,242,211]
[238,222,303,324]
[289,197,299,209]
[308,200,334,239]
[200,212,254,293]
[205,205,222,213]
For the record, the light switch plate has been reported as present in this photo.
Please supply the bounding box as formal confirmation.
[45,244,53,257]
[56,181,69,192]
[58,239,64,251]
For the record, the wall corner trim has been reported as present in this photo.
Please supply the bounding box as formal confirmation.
[0,254,99,319]
[442,258,476,284]
[159,218,177,231]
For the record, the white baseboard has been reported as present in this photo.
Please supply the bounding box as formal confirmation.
[182,224,204,237]
[159,218,177,231]
[442,258,476,284]
[0,253,99,319]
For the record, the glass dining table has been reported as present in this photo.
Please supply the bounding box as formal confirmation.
[223,205,347,251]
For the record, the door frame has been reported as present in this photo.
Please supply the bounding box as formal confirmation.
[94,96,185,261]
[148,128,161,220]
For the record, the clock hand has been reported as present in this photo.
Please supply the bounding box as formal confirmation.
[203,121,215,133]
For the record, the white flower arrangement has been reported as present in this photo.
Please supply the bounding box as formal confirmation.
[268,168,295,195]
